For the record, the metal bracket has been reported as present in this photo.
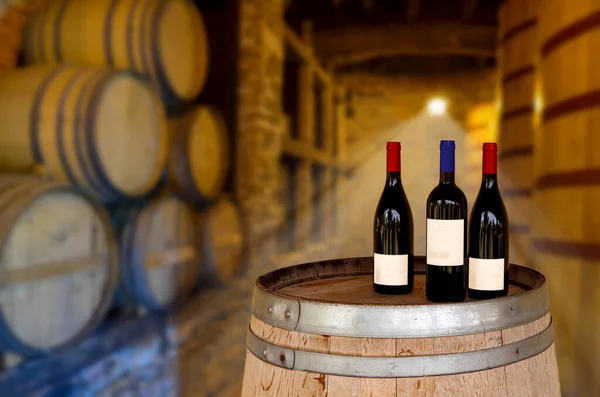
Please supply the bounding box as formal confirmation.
[252,287,300,330]
[247,320,555,378]
[252,282,549,338]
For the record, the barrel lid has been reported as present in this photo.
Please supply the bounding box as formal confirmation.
[252,256,550,338]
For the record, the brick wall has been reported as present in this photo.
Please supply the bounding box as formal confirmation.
[339,71,496,147]
[236,0,285,278]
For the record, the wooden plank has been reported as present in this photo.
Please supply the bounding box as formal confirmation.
[282,137,336,167]
[246,316,329,396]
[284,26,332,86]
[144,246,197,270]
[328,337,396,397]
[1,254,107,285]
[314,24,496,66]
[335,87,348,163]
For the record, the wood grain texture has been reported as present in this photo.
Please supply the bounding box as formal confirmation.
[243,313,559,397]
[279,274,525,305]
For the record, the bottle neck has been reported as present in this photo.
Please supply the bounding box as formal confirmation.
[386,171,401,185]
[440,171,455,184]
[386,150,402,186]
[439,149,455,184]
[481,173,498,189]
[481,149,498,189]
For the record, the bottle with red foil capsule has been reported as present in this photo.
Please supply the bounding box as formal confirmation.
[373,142,414,294]
[468,142,509,299]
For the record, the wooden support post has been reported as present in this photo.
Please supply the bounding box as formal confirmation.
[294,22,315,249]
[335,87,348,164]
[321,78,335,241]
[334,86,348,238]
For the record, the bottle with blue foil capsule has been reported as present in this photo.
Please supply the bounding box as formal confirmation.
[426,140,468,302]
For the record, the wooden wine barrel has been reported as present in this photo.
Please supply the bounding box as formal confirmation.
[23,0,208,103]
[536,1,600,394]
[167,106,229,203]
[0,65,167,202]
[0,177,118,356]
[497,0,539,266]
[197,198,246,287]
[116,195,199,312]
[242,257,560,397]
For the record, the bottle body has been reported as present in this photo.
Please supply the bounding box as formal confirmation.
[426,140,467,302]
[373,142,414,294]
[468,143,509,299]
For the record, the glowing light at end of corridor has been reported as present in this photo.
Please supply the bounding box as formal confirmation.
[427,98,448,116]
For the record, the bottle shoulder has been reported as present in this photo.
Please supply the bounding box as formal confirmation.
[375,187,414,223]
[470,189,508,223]
[427,183,468,205]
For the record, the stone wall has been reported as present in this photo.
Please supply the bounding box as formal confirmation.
[236,0,285,278]
[339,71,496,147]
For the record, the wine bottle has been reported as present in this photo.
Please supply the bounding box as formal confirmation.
[373,141,414,294]
[468,142,509,299]
[426,140,467,302]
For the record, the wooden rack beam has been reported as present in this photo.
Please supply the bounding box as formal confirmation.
[285,26,333,86]
[314,23,496,66]
[282,137,337,168]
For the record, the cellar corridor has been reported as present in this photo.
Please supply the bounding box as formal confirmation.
[0,0,597,396]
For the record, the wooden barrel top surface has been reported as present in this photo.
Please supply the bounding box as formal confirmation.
[140,196,198,307]
[187,106,228,199]
[120,195,199,310]
[253,257,548,339]
[91,72,167,196]
[156,0,208,100]
[168,105,229,202]
[280,274,526,306]
[0,180,117,354]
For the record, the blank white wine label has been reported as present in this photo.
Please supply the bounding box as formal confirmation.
[426,219,464,266]
[374,253,408,286]
[469,258,505,291]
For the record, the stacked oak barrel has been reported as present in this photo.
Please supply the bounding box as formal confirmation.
[0,0,246,361]
[498,0,600,395]
[535,1,600,395]
[497,0,538,267]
